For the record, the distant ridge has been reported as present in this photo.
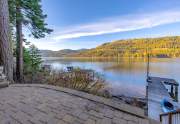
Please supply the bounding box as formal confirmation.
[41,36,180,58]
[40,49,88,57]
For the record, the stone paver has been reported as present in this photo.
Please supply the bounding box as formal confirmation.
[0,84,159,124]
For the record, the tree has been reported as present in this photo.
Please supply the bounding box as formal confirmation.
[24,44,42,82]
[0,0,14,82]
[16,1,23,82]
[29,45,42,71]
[8,0,52,82]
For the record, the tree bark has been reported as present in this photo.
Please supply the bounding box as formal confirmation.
[0,0,14,82]
[16,6,23,83]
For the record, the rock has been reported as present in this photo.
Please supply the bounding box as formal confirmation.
[0,81,9,88]
[112,95,147,109]
[0,66,9,88]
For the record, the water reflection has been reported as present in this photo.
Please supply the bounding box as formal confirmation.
[43,57,180,99]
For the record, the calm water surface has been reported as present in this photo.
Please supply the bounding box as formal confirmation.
[43,57,180,99]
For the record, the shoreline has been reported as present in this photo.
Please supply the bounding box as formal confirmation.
[42,56,180,62]
[112,95,147,109]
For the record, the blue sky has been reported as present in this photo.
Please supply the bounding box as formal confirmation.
[28,0,180,50]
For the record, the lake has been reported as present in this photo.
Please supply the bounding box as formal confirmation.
[43,57,180,100]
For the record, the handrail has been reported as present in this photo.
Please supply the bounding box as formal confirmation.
[160,109,180,124]
[160,109,180,116]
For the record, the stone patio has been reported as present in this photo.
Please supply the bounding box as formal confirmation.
[0,84,159,124]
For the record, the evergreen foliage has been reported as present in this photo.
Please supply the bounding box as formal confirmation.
[8,0,53,38]
[8,0,52,82]
[24,44,42,74]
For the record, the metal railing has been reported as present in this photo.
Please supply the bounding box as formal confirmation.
[160,109,180,124]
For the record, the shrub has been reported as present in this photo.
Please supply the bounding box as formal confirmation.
[24,67,110,97]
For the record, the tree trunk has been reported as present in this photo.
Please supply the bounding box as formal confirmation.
[16,6,23,83]
[0,0,14,82]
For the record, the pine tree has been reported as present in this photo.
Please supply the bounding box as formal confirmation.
[8,0,52,82]
[0,0,14,82]
[24,44,42,82]
[28,44,42,72]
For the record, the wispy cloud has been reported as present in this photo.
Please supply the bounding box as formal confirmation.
[53,10,180,40]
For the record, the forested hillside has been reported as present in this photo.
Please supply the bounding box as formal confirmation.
[40,49,88,57]
[73,36,180,58]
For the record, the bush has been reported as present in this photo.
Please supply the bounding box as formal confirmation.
[24,67,110,97]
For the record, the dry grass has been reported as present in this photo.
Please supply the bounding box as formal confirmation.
[24,68,111,97]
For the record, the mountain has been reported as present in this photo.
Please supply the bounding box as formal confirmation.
[40,36,180,58]
[73,36,180,58]
[40,49,88,57]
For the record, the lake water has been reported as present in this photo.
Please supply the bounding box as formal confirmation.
[43,57,180,99]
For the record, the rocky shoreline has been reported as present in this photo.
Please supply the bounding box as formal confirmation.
[112,95,147,109]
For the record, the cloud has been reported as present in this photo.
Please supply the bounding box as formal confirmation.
[53,10,180,40]
[27,37,66,50]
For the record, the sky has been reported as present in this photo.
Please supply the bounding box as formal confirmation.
[27,0,180,51]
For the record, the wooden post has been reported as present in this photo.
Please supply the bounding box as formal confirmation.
[145,85,148,116]
[175,86,178,102]
[146,53,150,79]
[169,113,172,124]
[170,85,174,98]
[160,115,162,122]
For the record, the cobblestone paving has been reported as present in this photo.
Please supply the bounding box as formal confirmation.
[0,85,152,124]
